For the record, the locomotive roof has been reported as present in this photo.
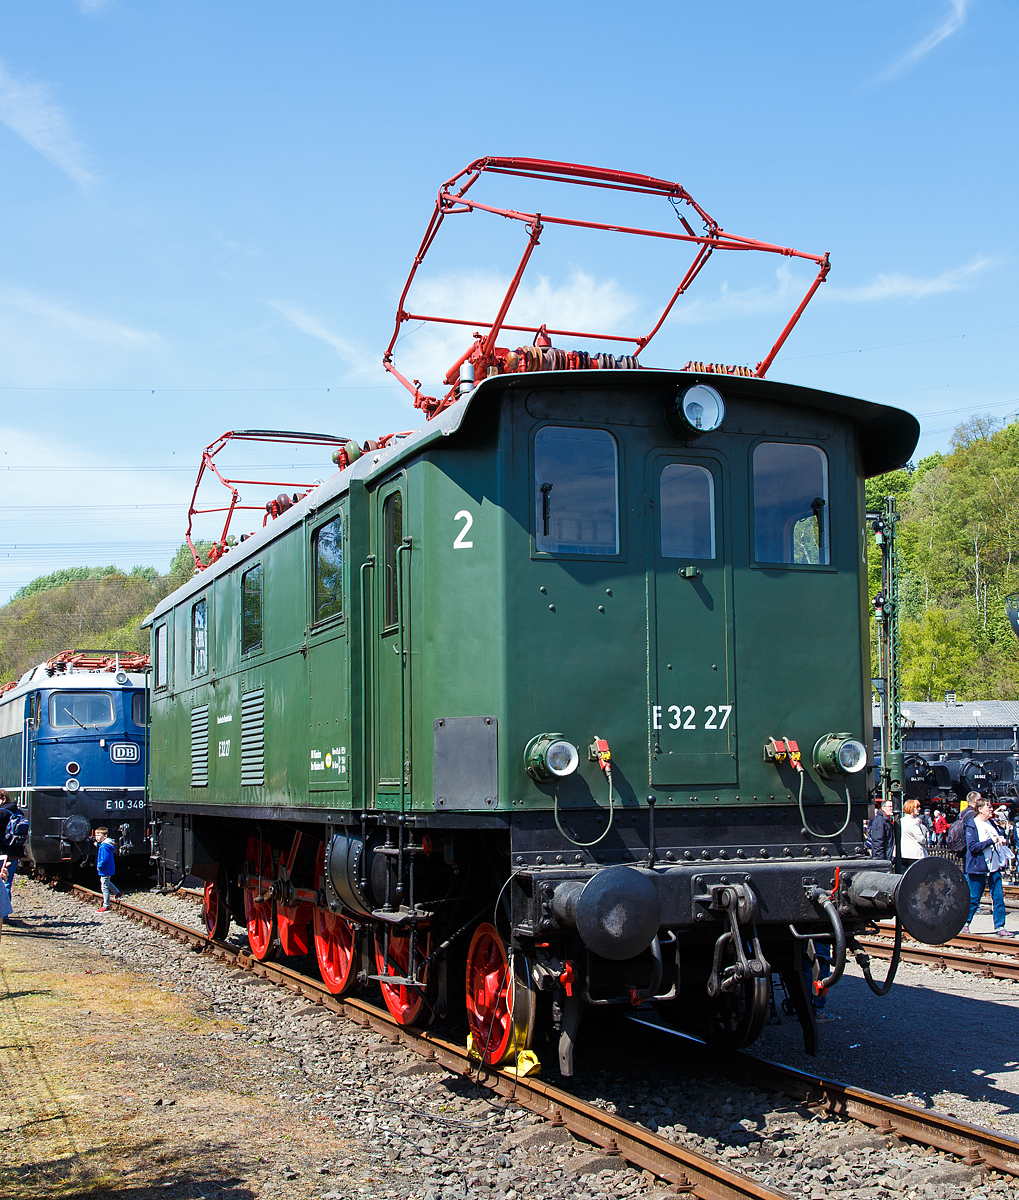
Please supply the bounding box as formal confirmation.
[0,665,148,707]
[145,369,919,624]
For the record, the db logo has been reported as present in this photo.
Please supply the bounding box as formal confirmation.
[110,743,140,763]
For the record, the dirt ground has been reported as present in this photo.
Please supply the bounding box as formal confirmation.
[0,907,353,1199]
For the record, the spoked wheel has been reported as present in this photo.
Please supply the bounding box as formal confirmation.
[203,880,230,940]
[374,924,430,1026]
[465,923,536,1066]
[707,949,770,1049]
[244,836,279,962]
[313,844,358,995]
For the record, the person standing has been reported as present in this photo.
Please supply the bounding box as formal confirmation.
[962,796,1014,937]
[868,799,896,861]
[934,810,949,847]
[93,827,121,912]
[900,799,928,862]
[0,857,12,942]
[0,789,27,908]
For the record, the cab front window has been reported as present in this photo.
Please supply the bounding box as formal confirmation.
[534,426,619,556]
[50,692,115,728]
[660,463,715,559]
[753,442,829,566]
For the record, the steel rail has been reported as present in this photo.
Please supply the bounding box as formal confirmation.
[66,886,788,1200]
[632,1019,1019,1178]
[70,886,1019,1182]
[858,929,1019,981]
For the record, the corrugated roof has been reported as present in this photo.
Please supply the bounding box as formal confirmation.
[872,700,1019,728]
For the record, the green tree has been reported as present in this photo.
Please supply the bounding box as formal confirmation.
[900,608,973,701]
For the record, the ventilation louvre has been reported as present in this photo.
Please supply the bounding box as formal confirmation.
[241,689,265,787]
[190,705,209,787]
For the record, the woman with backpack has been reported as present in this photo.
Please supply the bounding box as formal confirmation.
[962,795,1015,937]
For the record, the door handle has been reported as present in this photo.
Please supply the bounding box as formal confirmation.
[679,566,702,579]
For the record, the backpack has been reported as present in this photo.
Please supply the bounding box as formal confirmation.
[945,817,968,855]
[3,809,28,852]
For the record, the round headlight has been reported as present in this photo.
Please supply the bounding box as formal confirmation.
[115,670,129,685]
[837,739,867,774]
[813,732,868,780]
[524,733,580,783]
[545,740,580,777]
[677,384,725,433]
[64,814,91,841]
[65,777,81,793]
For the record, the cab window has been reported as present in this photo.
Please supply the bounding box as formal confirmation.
[383,494,403,627]
[660,464,715,559]
[314,518,343,624]
[50,691,114,728]
[192,596,209,675]
[155,624,168,689]
[131,691,148,727]
[534,427,619,556]
[242,563,264,651]
[753,443,829,565]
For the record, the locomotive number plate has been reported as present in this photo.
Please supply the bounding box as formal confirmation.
[109,743,140,763]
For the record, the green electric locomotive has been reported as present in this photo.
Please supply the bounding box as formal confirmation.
[146,159,967,1075]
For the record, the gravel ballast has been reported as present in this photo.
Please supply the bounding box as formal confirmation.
[4,875,1018,1200]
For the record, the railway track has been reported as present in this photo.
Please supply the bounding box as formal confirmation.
[862,922,1019,982]
[67,885,1019,1188]
[68,885,787,1200]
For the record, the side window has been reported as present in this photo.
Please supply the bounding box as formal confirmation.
[753,443,830,566]
[131,691,148,726]
[313,518,343,624]
[155,624,168,689]
[242,563,264,651]
[534,426,619,555]
[383,493,403,627]
[660,464,715,559]
[192,596,209,676]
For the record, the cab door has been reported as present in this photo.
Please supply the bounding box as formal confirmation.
[647,454,737,787]
[372,478,411,803]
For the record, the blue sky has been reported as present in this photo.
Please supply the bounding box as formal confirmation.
[0,0,1016,601]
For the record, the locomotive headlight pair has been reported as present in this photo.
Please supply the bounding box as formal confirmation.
[524,733,580,782]
[812,732,868,779]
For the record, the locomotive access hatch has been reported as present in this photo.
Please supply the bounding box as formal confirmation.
[646,453,737,787]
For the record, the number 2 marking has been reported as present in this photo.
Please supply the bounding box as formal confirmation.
[704,706,718,729]
[683,705,696,729]
[453,510,474,548]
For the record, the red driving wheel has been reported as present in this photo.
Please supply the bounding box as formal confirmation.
[313,844,357,994]
[244,836,278,961]
[466,923,524,1066]
[203,880,229,940]
[374,925,429,1026]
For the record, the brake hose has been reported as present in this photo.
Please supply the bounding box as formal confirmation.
[804,886,847,990]
[850,912,903,997]
[554,765,616,848]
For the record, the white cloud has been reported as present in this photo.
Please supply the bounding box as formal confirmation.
[877,0,971,82]
[394,269,638,384]
[821,256,994,302]
[0,285,159,348]
[0,62,95,186]
[267,301,377,377]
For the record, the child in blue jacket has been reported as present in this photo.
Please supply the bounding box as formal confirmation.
[94,827,121,912]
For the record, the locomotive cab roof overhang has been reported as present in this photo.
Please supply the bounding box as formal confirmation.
[145,369,919,628]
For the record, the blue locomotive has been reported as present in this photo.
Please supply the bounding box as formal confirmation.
[0,651,151,869]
